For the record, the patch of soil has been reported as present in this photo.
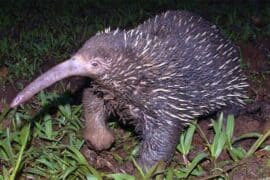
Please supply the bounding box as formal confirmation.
[240,40,269,73]
[81,128,136,174]
[0,83,17,108]
[229,150,270,179]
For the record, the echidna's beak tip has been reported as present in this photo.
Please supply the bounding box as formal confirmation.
[10,95,22,108]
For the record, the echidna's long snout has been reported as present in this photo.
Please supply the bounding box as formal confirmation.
[10,58,89,108]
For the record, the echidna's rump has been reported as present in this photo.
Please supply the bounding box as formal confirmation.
[11,10,248,170]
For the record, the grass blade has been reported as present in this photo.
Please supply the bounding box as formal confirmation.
[67,146,102,180]
[246,129,270,157]
[226,115,234,141]
[107,173,135,180]
[10,124,31,180]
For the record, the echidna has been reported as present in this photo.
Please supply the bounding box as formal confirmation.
[11,11,248,170]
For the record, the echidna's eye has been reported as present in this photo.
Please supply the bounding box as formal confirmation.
[91,62,98,67]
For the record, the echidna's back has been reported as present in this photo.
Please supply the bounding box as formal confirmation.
[128,11,248,118]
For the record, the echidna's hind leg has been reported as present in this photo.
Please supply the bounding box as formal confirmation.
[82,88,115,151]
[137,118,181,171]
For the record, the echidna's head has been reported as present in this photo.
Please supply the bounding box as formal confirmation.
[10,32,125,107]
[75,33,125,77]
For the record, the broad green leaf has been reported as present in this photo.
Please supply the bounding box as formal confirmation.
[226,115,234,141]
[214,133,226,159]
[107,173,135,180]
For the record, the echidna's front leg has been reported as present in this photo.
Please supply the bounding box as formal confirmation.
[137,118,181,171]
[82,88,115,151]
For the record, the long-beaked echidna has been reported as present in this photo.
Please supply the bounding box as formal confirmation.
[10,11,248,170]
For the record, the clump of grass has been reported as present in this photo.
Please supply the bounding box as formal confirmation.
[1,90,270,179]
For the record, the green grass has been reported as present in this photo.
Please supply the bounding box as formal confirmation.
[1,97,269,179]
[1,0,270,179]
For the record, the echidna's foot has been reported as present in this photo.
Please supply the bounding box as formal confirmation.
[137,119,181,172]
[83,88,115,151]
[83,123,115,151]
